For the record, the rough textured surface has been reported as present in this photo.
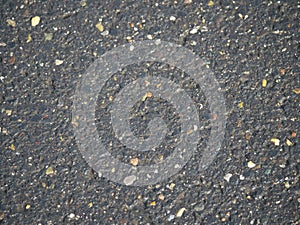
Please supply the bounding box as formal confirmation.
[1,0,299,224]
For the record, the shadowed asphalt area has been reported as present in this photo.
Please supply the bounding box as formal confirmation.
[1,0,299,224]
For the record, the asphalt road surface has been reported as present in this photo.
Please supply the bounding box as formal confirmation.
[1,0,299,224]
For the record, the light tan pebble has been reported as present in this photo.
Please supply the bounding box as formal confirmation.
[95,22,104,32]
[208,0,214,6]
[176,208,186,217]
[292,88,300,94]
[6,19,16,27]
[31,16,40,27]
[247,161,256,168]
[9,144,15,151]
[55,59,64,65]
[130,158,139,166]
[270,138,280,146]
[158,194,165,200]
[146,34,153,40]
[5,110,12,116]
[286,139,293,146]
[168,183,175,190]
[45,166,54,175]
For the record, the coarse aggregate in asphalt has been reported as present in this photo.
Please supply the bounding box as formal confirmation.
[1,0,300,224]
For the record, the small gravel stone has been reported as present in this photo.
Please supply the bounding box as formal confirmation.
[286,139,293,146]
[0,212,4,220]
[55,59,64,65]
[176,208,186,217]
[208,0,214,6]
[168,183,175,190]
[190,27,199,34]
[184,0,192,4]
[6,19,16,27]
[96,22,104,32]
[123,175,136,185]
[5,109,12,116]
[44,33,53,41]
[167,215,175,221]
[224,173,233,182]
[247,161,256,168]
[101,30,109,36]
[130,158,139,166]
[45,166,54,175]
[262,79,267,87]
[170,16,176,21]
[31,16,40,27]
[158,194,165,201]
[9,144,15,151]
[292,88,300,94]
[271,138,280,146]
[146,34,153,40]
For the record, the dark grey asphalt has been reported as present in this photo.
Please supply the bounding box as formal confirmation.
[1,0,299,224]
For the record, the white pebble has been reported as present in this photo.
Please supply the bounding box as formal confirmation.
[224,173,233,182]
[129,45,135,51]
[247,161,256,168]
[55,59,64,65]
[101,30,109,36]
[167,215,175,221]
[146,34,153,40]
[170,16,176,21]
[190,26,200,34]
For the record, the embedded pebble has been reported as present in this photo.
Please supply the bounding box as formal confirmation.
[271,138,280,146]
[130,158,139,166]
[44,33,53,41]
[286,139,293,146]
[190,27,199,34]
[129,45,135,51]
[170,16,176,21]
[6,19,16,27]
[262,79,267,87]
[224,173,233,182]
[168,215,175,221]
[123,175,136,185]
[176,208,186,217]
[101,30,109,36]
[184,0,192,4]
[31,16,40,27]
[247,161,256,168]
[147,34,153,40]
[96,22,104,32]
[45,166,54,175]
[55,59,64,65]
